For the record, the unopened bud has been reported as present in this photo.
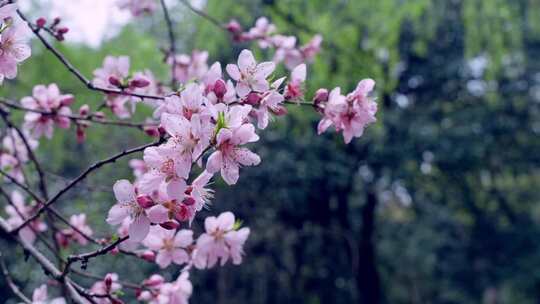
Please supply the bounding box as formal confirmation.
[271,105,288,116]
[157,126,166,136]
[36,17,46,28]
[93,111,105,120]
[104,275,113,290]
[79,104,90,116]
[226,20,242,34]
[60,95,74,107]
[313,88,329,104]
[108,76,122,87]
[143,125,160,137]
[182,196,195,206]
[129,77,150,88]
[136,195,155,209]
[140,250,156,262]
[159,221,179,230]
[57,27,69,34]
[76,124,86,144]
[245,92,261,105]
[213,79,227,99]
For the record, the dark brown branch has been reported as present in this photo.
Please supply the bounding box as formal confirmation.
[160,0,178,88]
[13,139,165,233]
[0,251,32,304]
[0,99,157,130]
[62,236,129,277]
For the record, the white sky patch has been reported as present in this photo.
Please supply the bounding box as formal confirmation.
[20,0,132,48]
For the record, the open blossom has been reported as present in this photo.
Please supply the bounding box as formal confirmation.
[93,56,130,88]
[284,63,306,100]
[116,0,156,16]
[21,84,74,139]
[0,128,37,183]
[156,272,192,304]
[57,213,93,246]
[4,190,47,244]
[206,105,261,185]
[317,79,377,144]
[255,91,285,129]
[32,284,66,304]
[169,50,209,84]
[143,226,193,268]
[248,17,276,48]
[193,212,250,269]
[107,180,161,242]
[0,5,31,85]
[226,49,275,97]
[139,145,188,200]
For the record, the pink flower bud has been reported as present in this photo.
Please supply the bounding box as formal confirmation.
[93,111,105,120]
[136,195,155,209]
[158,126,166,136]
[57,27,69,34]
[36,17,47,28]
[271,105,288,116]
[110,246,119,255]
[53,17,61,25]
[159,221,179,230]
[60,95,75,106]
[129,77,150,88]
[182,196,195,206]
[79,104,90,116]
[104,274,113,290]
[245,92,261,105]
[143,275,164,287]
[55,232,69,248]
[213,79,227,99]
[226,20,242,34]
[108,76,122,87]
[313,88,329,104]
[140,250,156,262]
[143,125,160,137]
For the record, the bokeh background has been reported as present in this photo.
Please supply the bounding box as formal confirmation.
[2,0,540,303]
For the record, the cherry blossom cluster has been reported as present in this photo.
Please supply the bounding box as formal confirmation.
[227,17,323,70]
[92,56,159,119]
[0,128,37,183]
[0,2,31,84]
[0,1,379,303]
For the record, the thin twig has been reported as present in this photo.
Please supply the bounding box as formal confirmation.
[13,139,165,233]
[179,0,226,30]
[0,251,32,304]
[160,0,178,88]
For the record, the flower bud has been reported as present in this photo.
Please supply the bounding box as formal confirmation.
[76,124,86,144]
[159,221,179,230]
[140,250,156,262]
[129,77,150,88]
[245,92,261,105]
[143,125,160,137]
[36,17,47,28]
[79,104,90,116]
[104,274,113,290]
[108,76,122,87]
[53,17,61,26]
[271,105,288,116]
[213,79,227,99]
[144,275,165,287]
[93,111,105,120]
[226,20,242,34]
[313,88,329,104]
[136,195,155,209]
[158,126,166,136]
[57,27,69,34]
[182,196,195,206]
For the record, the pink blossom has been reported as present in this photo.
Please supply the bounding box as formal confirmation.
[32,284,66,304]
[284,63,306,100]
[21,84,73,139]
[129,159,148,179]
[60,213,93,246]
[0,18,31,85]
[4,190,47,244]
[143,226,193,268]
[226,49,275,97]
[0,153,24,183]
[93,56,130,88]
[317,79,377,143]
[106,180,156,242]
[169,50,209,84]
[156,272,192,304]
[193,211,250,269]
[300,34,323,62]
[255,91,284,129]
[139,145,188,200]
[206,105,261,185]
[247,17,276,48]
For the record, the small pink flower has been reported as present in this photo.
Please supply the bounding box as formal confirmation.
[247,17,276,48]
[255,91,284,129]
[21,84,73,139]
[61,213,93,246]
[116,0,156,16]
[300,34,323,62]
[157,272,192,304]
[32,284,66,304]
[226,49,275,97]
[143,226,193,268]
[4,190,47,244]
[88,273,122,304]
[193,211,250,269]
[284,64,306,100]
[206,105,261,185]
[107,180,155,242]
[169,50,209,84]
[93,56,130,88]
[0,19,31,85]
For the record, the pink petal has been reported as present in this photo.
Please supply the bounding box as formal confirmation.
[129,215,150,242]
[113,180,135,203]
[147,204,169,223]
[237,49,256,71]
[205,151,222,174]
[217,212,235,230]
[226,64,241,81]
[233,148,261,166]
[106,204,129,225]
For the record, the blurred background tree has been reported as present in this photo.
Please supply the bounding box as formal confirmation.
[2,0,540,303]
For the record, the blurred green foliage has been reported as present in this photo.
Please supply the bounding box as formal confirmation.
[2,0,540,303]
